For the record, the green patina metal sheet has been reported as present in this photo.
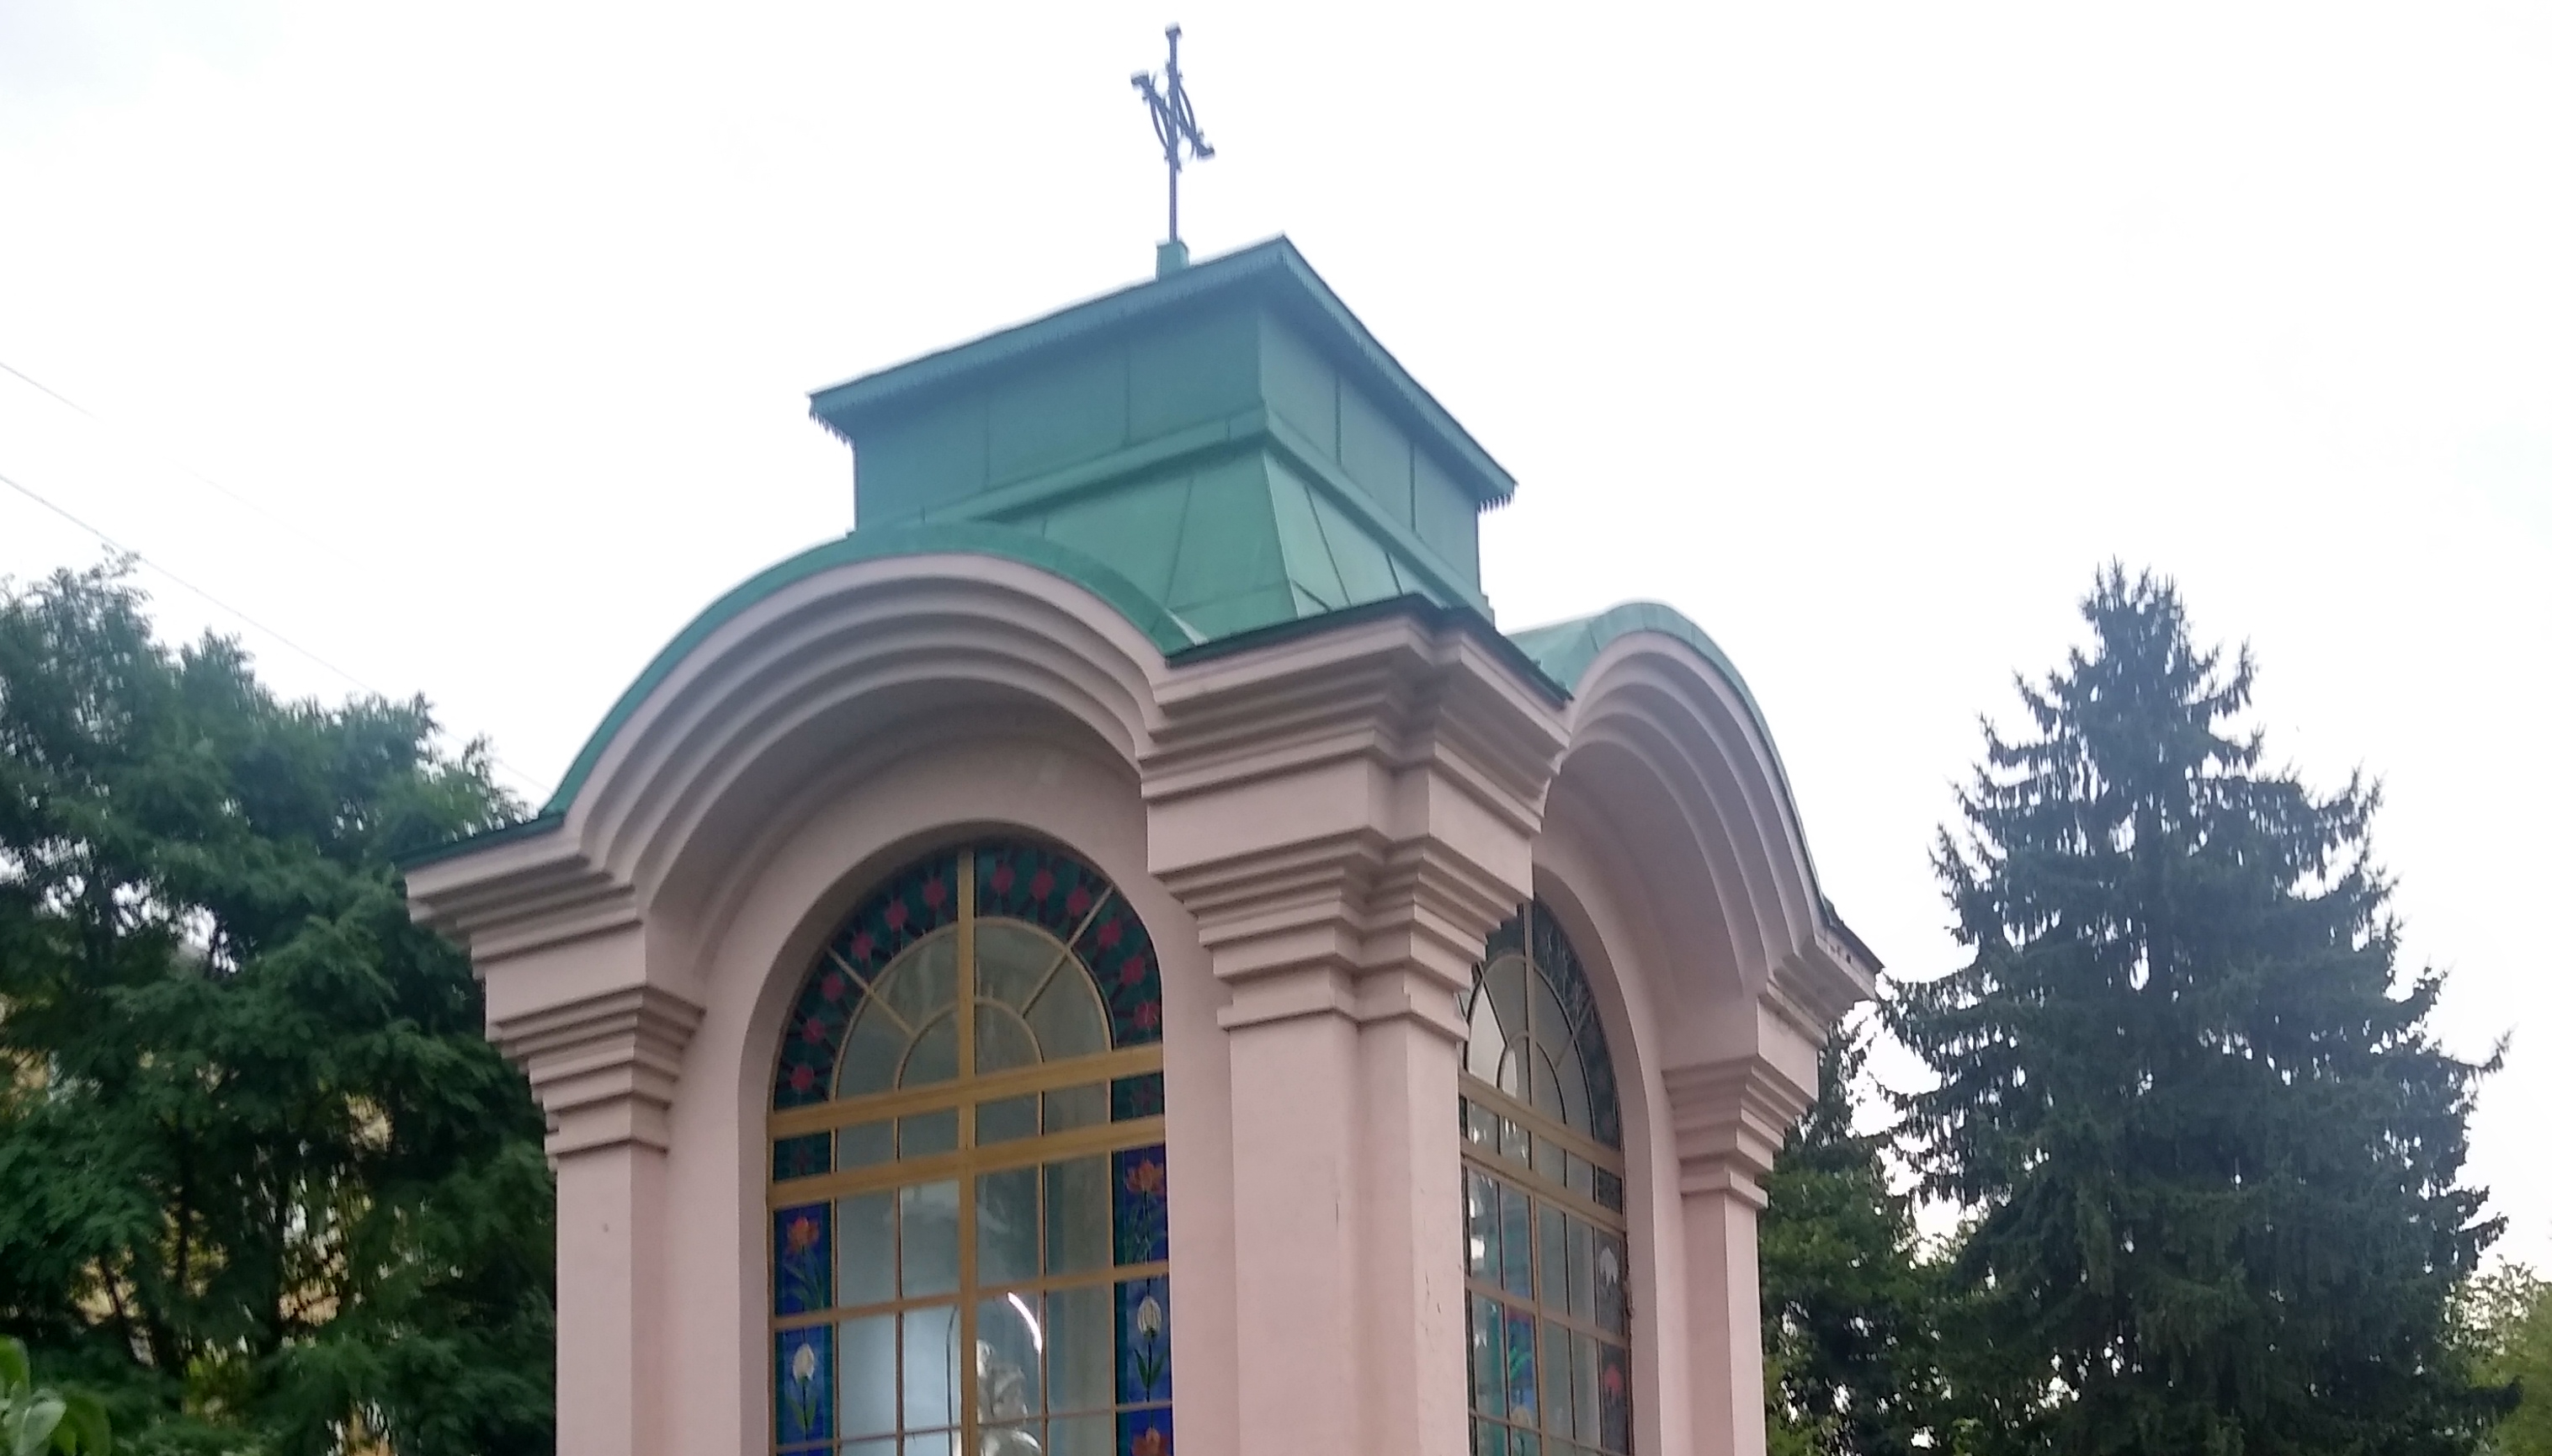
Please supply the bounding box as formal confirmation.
[811,238,1510,634]
[1264,458,1346,610]
[1042,473,1190,607]
[1162,457,1285,613]
[1304,471,1407,604]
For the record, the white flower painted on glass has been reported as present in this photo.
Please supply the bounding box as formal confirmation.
[791,1342,818,1384]
[1598,1246,1620,1284]
[1135,1294,1164,1336]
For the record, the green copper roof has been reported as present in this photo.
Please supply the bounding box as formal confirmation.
[811,237,1514,507]
[804,237,1512,640]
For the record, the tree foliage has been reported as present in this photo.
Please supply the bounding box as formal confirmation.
[2464,1265,2552,1456]
[1890,566,2503,1455]
[0,564,550,1456]
[1760,1019,1947,1456]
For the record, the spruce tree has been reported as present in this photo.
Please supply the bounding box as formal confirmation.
[1892,566,2502,1455]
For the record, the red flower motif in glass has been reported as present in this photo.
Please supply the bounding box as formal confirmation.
[819,972,846,1002]
[1029,869,1055,900]
[1066,885,1093,917]
[990,864,1015,895]
[1095,919,1123,949]
[1119,954,1147,988]
[788,1064,816,1093]
[922,878,946,909]
[848,932,874,962]
[883,901,907,930]
[1135,1001,1161,1031]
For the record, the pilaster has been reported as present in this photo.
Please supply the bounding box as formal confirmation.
[1144,607,1569,1456]
[407,832,704,1456]
[1664,1049,1816,1456]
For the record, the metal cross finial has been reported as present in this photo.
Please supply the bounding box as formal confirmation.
[1132,24,1214,258]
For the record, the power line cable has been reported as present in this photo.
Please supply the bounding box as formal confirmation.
[0,465,552,802]
[0,355,334,550]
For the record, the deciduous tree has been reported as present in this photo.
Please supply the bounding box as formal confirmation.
[0,563,550,1456]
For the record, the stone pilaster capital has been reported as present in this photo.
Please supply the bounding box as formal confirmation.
[1141,605,1571,1040]
[1661,1052,1816,1209]
[492,984,706,1157]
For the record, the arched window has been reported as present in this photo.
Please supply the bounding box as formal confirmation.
[768,842,1172,1456]
[1460,902,1631,1456]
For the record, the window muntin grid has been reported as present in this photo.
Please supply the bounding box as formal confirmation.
[1460,902,1630,1456]
[768,843,1172,1456]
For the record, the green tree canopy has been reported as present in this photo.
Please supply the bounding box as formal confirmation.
[1760,1018,1946,1456]
[1891,566,2503,1455]
[2464,1264,2552,1456]
[0,563,551,1455]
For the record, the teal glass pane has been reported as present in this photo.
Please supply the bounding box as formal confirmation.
[1502,1305,1536,1425]
[1498,1182,1531,1297]
[837,1314,896,1437]
[1047,1282,1114,1414]
[1470,1294,1505,1418]
[837,1191,894,1307]
[902,1305,960,1429]
[900,1182,959,1298]
[978,1294,1043,1423]
[978,1167,1039,1287]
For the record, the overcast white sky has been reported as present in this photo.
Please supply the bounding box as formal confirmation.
[3,2,2544,1267]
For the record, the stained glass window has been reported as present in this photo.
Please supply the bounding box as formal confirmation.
[1459,902,1631,1456]
[769,842,1173,1456]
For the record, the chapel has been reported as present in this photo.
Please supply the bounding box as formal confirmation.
[405,236,1878,1456]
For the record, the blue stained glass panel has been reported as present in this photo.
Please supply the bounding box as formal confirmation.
[774,1325,832,1446]
[1110,1071,1165,1122]
[771,1133,831,1182]
[1113,1145,1169,1265]
[1116,1275,1172,1405]
[1118,1405,1173,1456]
[773,1204,831,1315]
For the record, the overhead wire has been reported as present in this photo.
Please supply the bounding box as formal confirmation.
[0,384,555,805]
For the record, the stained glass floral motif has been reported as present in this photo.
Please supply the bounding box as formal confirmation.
[1113,1145,1169,1266]
[768,841,1172,1456]
[976,844,1163,1049]
[1460,902,1633,1453]
[773,850,961,1108]
[1116,1275,1172,1404]
[771,1133,830,1182]
[774,1325,832,1447]
[1119,1404,1173,1456]
[1110,1071,1165,1122]
[773,1204,831,1315]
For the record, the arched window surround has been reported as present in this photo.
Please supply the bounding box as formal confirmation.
[763,837,1175,1456]
[1460,898,1634,1456]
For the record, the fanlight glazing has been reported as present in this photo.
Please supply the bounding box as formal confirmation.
[1459,903,1631,1455]
[767,842,1172,1456]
